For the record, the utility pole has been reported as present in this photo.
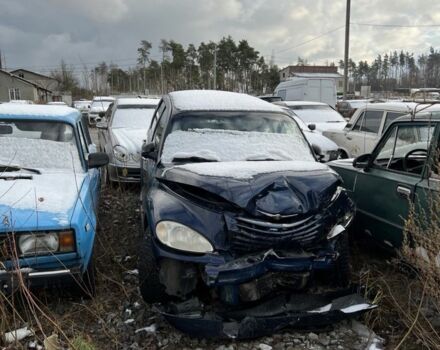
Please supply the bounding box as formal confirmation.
[0,49,2,69]
[161,49,165,95]
[213,44,217,90]
[343,0,351,100]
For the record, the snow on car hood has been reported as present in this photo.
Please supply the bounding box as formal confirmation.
[90,106,105,113]
[303,131,338,152]
[111,128,146,155]
[0,172,86,230]
[161,160,340,215]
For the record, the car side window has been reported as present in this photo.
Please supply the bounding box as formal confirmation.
[150,101,165,131]
[351,112,364,131]
[277,89,287,101]
[77,123,89,160]
[374,124,435,175]
[383,112,406,132]
[80,121,92,145]
[361,110,383,134]
[154,106,167,145]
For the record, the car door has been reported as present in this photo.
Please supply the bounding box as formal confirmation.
[352,122,436,248]
[342,111,365,157]
[98,103,114,153]
[142,99,167,189]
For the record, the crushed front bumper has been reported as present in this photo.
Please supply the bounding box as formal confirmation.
[157,287,376,339]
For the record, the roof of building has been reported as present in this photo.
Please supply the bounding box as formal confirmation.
[169,90,283,112]
[116,97,160,106]
[10,68,57,81]
[290,73,343,79]
[0,104,80,124]
[0,69,52,93]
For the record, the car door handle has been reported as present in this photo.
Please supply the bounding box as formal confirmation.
[396,186,411,198]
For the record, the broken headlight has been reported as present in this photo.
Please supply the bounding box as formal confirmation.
[156,221,213,253]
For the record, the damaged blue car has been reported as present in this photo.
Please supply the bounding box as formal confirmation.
[0,104,108,296]
[138,90,375,338]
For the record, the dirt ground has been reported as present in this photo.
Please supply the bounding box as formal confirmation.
[3,157,435,350]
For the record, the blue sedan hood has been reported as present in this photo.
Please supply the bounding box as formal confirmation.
[161,161,341,216]
[0,172,85,231]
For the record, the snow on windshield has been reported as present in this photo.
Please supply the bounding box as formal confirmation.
[112,107,155,129]
[292,107,345,123]
[161,129,314,163]
[0,137,82,171]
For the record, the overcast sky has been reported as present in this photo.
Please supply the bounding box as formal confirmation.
[1,0,440,75]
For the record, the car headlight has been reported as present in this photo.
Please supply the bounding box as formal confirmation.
[113,145,129,162]
[18,230,75,256]
[156,221,213,253]
[330,186,344,202]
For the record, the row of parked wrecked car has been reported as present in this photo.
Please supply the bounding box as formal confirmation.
[0,90,439,338]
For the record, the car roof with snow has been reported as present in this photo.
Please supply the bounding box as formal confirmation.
[168,90,284,113]
[116,97,160,106]
[0,103,80,125]
[93,96,115,101]
[391,109,440,123]
[349,101,440,113]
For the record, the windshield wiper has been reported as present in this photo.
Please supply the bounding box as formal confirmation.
[172,156,218,163]
[0,164,41,174]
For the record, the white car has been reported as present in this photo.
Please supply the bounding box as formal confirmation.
[280,107,339,161]
[323,102,440,158]
[88,96,115,125]
[73,100,92,111]
[274,101,346,133]
[47,101,67,106]
[97,97,160,183]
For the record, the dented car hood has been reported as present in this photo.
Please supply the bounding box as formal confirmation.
[160,161,341,215]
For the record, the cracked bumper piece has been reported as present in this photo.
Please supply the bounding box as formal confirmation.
[157,289,376,339]
[204,249,337,287]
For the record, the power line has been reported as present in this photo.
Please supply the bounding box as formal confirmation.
[275,25,345,54]
[351,22,440,28]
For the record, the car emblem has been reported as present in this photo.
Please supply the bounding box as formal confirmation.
[122,168,128,177]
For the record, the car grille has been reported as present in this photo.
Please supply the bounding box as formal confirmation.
[228,214,327,253]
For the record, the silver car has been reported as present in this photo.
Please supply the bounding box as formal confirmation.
[97,97,160,183]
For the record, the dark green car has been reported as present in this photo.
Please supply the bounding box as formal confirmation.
[329,110,440,248]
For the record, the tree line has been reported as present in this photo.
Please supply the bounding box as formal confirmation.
[339,47,440,92]
[54,36,280,98]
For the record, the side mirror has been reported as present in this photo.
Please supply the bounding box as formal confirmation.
[88,152,109,168]
[312,144,325,162]
[98,111,106,118]
[353,153,372,170]
[142,142,157,160]
[96,121,108,129]
[345,123,352,129]
[308,123,316,131]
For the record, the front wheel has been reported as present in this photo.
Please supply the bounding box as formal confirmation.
[138,231,169,303]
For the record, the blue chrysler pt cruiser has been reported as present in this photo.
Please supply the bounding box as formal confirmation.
[0,104,108,296]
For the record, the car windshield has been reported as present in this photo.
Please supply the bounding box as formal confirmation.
[0,120,82,171]
[289,105,345,123]
[91,100,113,109]
[111,105,156,129]
[161,112,314,163]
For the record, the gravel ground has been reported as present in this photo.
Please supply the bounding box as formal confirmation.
[1,187,383,350]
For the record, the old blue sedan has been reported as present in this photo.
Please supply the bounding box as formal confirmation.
[0,104,108,296]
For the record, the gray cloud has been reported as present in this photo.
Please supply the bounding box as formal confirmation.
[1,0,439,75]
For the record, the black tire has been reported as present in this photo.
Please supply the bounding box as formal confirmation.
[338,149,349,159]
[333,233,351,287]
[138,231,169,303]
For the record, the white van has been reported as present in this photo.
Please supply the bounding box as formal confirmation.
[274,78,337,107]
